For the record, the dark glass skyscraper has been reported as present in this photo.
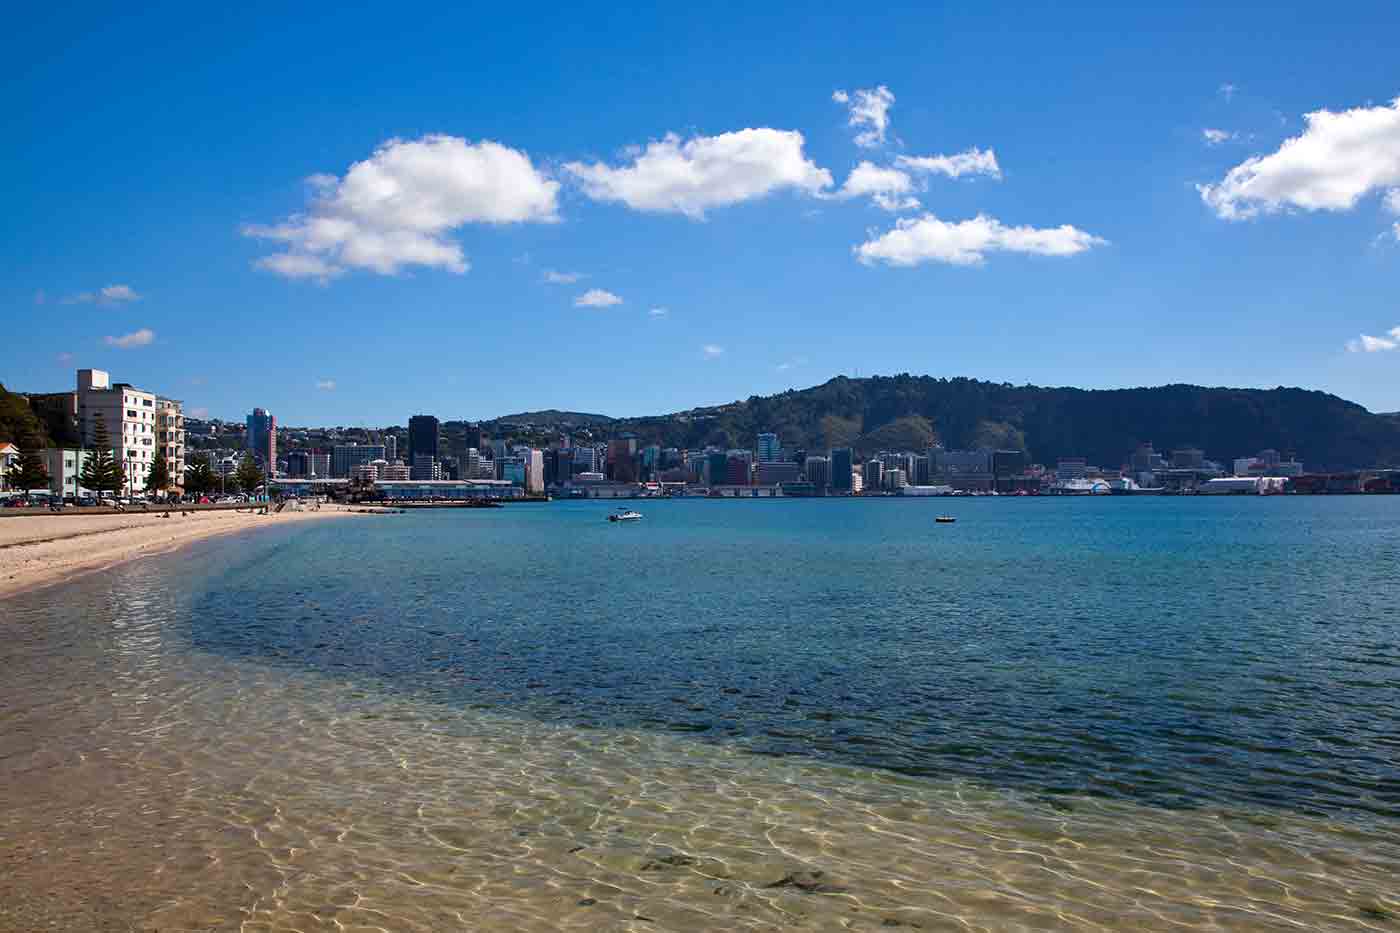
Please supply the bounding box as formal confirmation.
[408,415,440,465]
[830,447,853,492]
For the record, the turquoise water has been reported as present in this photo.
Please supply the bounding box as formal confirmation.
[3,497,1399,930]
[192,497,1400,817]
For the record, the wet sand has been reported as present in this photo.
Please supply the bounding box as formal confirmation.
[0,506,373,598]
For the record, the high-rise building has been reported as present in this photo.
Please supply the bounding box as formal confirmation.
[804,455,830,491]
[523,449,544,494]
[408,415,440,465]
[756,432,780,463]
[829,448,853,493]
[246,408,276,473]
[863,459,884,489]
[385,435,397,462]
[411,453,441,480]
[155,397,185,489]
[331,444,386,477]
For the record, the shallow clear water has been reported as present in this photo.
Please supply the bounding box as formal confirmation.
[3,498,1399,930]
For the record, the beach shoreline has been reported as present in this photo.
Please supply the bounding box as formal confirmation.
[0,505,382,599]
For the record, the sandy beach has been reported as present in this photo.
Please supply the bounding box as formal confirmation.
[0,505,375,598]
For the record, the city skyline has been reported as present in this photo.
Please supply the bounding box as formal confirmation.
[6,5,1400,425]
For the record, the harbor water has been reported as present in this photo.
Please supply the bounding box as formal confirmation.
[2,497,1398,930]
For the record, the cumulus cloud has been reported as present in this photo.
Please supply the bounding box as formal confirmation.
[834,86,895,148]
[1202,128,1238,146]
[543,269,583,284]
[1346,326,1400,353]
[65,283,142,304]
[1385,188,1400,214]
[895,148,1001,179]
[104,328,155,348]
[564,129,832,218]
[246,135,559,278]
[315,379,337,390]
[575,288,622,307]
[648,307,669,317]
[854,213,1107,267]
[1198,98,1400,220]
[701,344,724,359]
[831,162,920,211]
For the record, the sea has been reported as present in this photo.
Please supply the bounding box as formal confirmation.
[2,496,1398,931]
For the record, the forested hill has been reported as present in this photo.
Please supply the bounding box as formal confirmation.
[500,376,1400,472]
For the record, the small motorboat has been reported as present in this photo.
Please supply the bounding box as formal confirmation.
[608,509,643,522]
[935,515,957,524]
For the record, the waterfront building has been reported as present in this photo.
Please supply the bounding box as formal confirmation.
[408,415,440,466]
[523,449,544,494]
[500,458,526,486]
[572,446,598,474]
[756,432,780,463]
[380,461,410,481]
[863,459,884,490]
[804,455,830,491]
[246,408,276,473]
[411,453,442,480]
[850,470,864,494]
[756,460,801,485]
[914,455,931,486]
[331,443,386,477]
[1170,448,1205,470]
[157,398,186,488]
[385,435,397,462]
[830,448,854,493]
[0,443,17,490]
[883,468,908,491]
[77,369,161,494]
[725,451,753,486]
[1055,457,1088,481]
[352,461,384,483]
[40,448,94,498]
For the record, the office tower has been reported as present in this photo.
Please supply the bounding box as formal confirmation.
[804,455,830,491]
[331,443,386,477]
[246,408,277,472]
[411,453,441,480]
[385,435,397,462]
[756,432,780,463]
[408,415,440,465]
[829,448,853,492]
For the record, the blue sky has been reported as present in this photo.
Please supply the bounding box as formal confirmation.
[5,2,1400,424]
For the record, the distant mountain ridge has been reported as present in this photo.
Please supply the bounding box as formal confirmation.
[485,375,1400,471]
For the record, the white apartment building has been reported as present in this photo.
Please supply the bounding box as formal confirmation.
[77,369,184,492]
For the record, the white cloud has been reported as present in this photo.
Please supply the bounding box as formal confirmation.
[64,283,142,304]
[1385,188,1400,214]
[834,86,895,148]
[543,269,583,284]
[564,129,832,218]
[575,288,622,307]
[246,135,559,278]
[854,213,1107,267]
[648,307,669,317]
[1198,98,1400,219]
[831,162,920,211]
[315,379,337,390]
[702,344,724,359]
[776,356,807,372]
[188,407,210,419]
[1219,83,1238,102]
[895,148,1002,179]
[104,328,155,348]
[1346,326,1400,353]
[1202,128,1238,146]
[55,352,73,364]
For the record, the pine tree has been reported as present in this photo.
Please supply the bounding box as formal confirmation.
[79,412,125,497]
[7,434,50,493]
[145,449,171,495]
[235,454,265,495]
[184,454,214,496]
